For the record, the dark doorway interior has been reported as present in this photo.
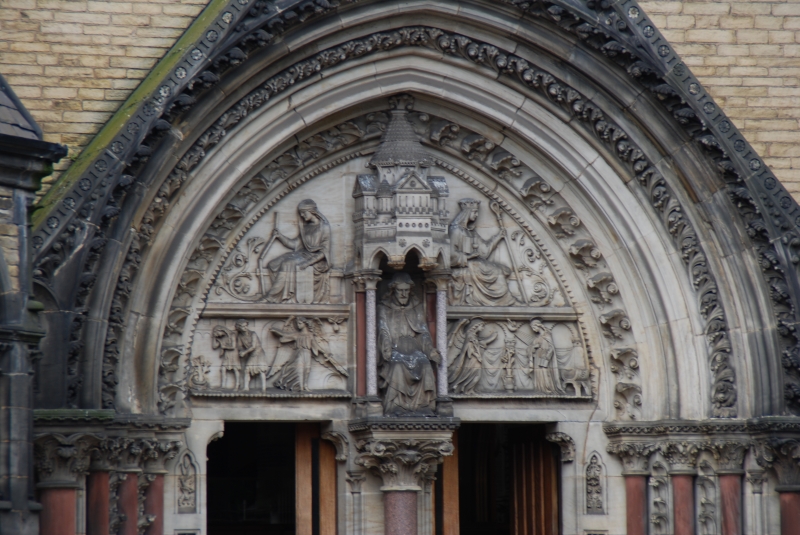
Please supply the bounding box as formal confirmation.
[207,422,296,535]
[449,423,559,535]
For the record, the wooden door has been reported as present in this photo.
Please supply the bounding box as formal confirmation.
[296,423,337,535]
[509,426,559,535]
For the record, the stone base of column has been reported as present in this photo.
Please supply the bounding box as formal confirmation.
[779,491,800,535]
[39,487,76,535]
[435,397,453,417]
[385,491,417,535]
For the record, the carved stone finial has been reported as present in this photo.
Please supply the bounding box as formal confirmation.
[355,438,453,491]
[34,433,98,487]
[606,441,658,475]
[545,432,575,463]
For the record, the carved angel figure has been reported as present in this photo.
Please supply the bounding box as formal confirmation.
[263,199,331,303]
[235,319,271,392]
[378,272,440,415]
[526,319,564,394]
[447,318,497,394]
[212,325,240,390]
[448,198,519,306]
[270,317,347,392]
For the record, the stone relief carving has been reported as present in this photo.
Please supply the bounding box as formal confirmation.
[216,199,333,303]
[649,460,670,534]
[177,452,197,514]
[448,199,557,307]
[585,453,604,514]
[194,316,349,394]
[696,460,718,535]
[446,318,589,397]
[378,273,440,416]
[138,474,156,535]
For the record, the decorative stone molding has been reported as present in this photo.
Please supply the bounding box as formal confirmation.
[585,453,605,515]
[355,439,453,491]
[137,474,156,535]
[34,433,98,487]
[545,432,575,463]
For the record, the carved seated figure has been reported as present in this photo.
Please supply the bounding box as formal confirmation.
[448,198,519,306]
[378,273,441,416]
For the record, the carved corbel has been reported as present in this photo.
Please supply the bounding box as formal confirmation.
[661,441,703,474]
[355,438,454,491]
[706,441,748,474]
[34,433,99,487]
[606,442,658,475]
[545,432,575,462]
[321,426,349,462]
[754,438,800,491]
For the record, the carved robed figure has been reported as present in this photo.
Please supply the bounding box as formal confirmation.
[378,273,441,415]
[449,198,519,306]
[263,199,332,303]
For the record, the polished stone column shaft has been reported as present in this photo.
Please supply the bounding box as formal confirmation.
[356,291,367,396]
[435,290,447,397]
[366,287,377,397]
[624,475,647,535]
[86,471,110,535]
[719,474,742,535]
[117,473,139,535]
[672,474,695,535]
[143,474,164,535]
[385,491,417,535]
[39,488,76,535]
[780,492,800,535]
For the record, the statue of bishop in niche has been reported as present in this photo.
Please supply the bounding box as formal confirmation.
[263,199,331,304]
[378,272,441,416]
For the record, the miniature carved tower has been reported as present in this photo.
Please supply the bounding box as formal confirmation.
[352,95,449,271]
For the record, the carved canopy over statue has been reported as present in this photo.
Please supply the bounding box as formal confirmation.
[377,273,441,416]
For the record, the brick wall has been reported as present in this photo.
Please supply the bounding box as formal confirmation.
[0,0,798,197]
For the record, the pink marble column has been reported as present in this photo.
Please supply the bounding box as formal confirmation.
[780,492,800,535]
[144,474,164,535]
[719,474,742,535]
[86,471,110,535]
[117,473,139,535]
[384,491,418,535]
[435,289,448,397]
[365,281,378,397]
[40,487,77,535]
[624,475,647,535]
[672,474,695,535]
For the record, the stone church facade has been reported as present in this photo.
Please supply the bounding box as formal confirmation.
[2,1,800,534]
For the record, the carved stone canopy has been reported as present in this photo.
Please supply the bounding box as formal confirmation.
[349,417,458,491]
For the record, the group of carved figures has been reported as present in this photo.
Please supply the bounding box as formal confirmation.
[211,317,347,392]
[220,197,553,307]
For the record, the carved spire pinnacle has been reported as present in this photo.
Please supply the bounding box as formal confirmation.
[369,94,433,169]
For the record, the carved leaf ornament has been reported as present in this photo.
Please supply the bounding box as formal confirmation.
[30,0,800,418]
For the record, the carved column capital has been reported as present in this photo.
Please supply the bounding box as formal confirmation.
[355,438,453,491]
[747,470,766,494]
[661,441,703,474]
[34,433,99,488]
[606,441,658,475]
[545,432,575,462]
[425,269,452,292]
[346,471,366,493]
[355,270,382,291]
[706,440,748,474]
[754,438,800,491]
[141,439,183,474]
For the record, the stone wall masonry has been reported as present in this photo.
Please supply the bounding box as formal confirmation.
[0,0,799,198]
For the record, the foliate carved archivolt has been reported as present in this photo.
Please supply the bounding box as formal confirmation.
[355,438,454,490]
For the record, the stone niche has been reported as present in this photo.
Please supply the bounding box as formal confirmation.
[185,102,594,402]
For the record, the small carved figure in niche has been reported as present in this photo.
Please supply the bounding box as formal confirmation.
[378,272,441,415]
[586,453,604,514]
[271,317,348,391]
[526,319,565,394]
[235,319,271,392]
[177,454,197,513]
[448,198,519,306]
[501,337,516,391]
[212,325,240,390]
[262,199,331,304]
[447,318,497,394]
